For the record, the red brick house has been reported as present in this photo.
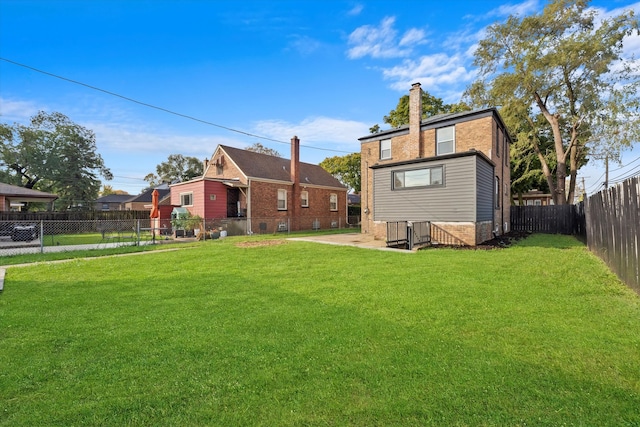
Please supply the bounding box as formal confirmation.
[170,137,348,234]
[359,83,511,246]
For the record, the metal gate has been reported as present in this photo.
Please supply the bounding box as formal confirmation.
[386,221,431,250]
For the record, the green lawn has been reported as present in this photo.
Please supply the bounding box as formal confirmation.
[1,234,639,426]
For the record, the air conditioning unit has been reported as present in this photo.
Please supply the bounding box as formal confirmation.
[277,222,288,232]
[331,221,338,228]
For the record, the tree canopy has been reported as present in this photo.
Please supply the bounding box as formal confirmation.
[371,90,471,132]
[319,153,361,193]
[144,154,203,186]
[246,142,282,157]
[0,111,112,210]
[466,0,639,204]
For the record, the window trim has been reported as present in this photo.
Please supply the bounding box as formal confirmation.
[329,193,338,211]
[392,165,445,190]
[277,189,287,211]
[495,177,500,209]
[301,190,309,208]
[180,192,193,207]
[436,126,455,156]
[380,138,391,160]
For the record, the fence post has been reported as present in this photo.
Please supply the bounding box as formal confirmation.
[136,219,140,246]
[40,220,44,254]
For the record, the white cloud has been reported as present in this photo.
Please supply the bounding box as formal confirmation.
[0,98,42,122]
[253,116,369,151]
[399,28,427,47]
[347,16,426,59]
[88,122,234,159]
[287,35,323,56]
[347,3,363,16]
[483,0,539,19]
[382,53,476,95]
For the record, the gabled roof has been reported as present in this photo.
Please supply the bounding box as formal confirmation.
[127,186,171,203]
[358,107,510,143]
[219,145,346,189]
[95,194,132,203]
[0,182,58,201]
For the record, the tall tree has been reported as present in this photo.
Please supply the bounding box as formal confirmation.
[371,90,471,131]
[144,154,203,186]
[246,142,281,157]
[0,111,112,209]
[319,153,361,193]
[468,0,639,204]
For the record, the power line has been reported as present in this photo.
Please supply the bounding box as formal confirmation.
[0,57,353,154]
[609,163,640,185]
[585,155,640,193]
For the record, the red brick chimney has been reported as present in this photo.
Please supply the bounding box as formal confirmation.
[409,82,422,158]
[291,136,300,185]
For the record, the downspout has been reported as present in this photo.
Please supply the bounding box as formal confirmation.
[247,178,252,234]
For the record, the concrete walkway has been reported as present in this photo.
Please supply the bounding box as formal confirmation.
[287,232,414,252]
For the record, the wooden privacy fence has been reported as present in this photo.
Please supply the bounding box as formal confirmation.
[585,177,639,293]
[511,204,585,236]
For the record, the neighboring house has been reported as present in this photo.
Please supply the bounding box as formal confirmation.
[514,190,553,206]
[0,182,58,212]
[170,137,348,233]
[359,83,511,246]
[123,184,170,211]
[94,194,132,211]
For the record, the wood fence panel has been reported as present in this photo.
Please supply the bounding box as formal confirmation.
[586,177,639,293]
[511,204,582,235]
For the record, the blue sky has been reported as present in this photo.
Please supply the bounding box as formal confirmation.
[1,0,639,196]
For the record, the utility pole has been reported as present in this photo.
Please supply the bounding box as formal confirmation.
[604,155,609,189]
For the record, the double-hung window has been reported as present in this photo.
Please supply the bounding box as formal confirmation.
[277,189,287,210]
[393,166,444,189]
[380,139,391,160]
[436,126,455,155]
[301,190,309,207]
[329,193,338,211]
[180,192,193,206]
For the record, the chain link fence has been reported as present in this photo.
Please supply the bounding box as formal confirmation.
[0,215,361,258]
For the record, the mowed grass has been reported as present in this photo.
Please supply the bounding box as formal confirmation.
[1,234,639,426]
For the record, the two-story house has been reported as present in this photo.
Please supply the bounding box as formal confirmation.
[359,83,511,246]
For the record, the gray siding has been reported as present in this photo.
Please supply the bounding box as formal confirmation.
[373,156,478,222]
[475,157,494,221]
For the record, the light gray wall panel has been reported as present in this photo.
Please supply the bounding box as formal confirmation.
[373,156,478,222]
[476,157,494,221]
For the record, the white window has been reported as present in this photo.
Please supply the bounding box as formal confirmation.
[436,126,455,155]
[277,189,287,210]
[393,166,444,189]
[380,139,391,160]
[301,190,309,207]
[180,192,193,206]
[495,177,500,208]
[329,193,338,211]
